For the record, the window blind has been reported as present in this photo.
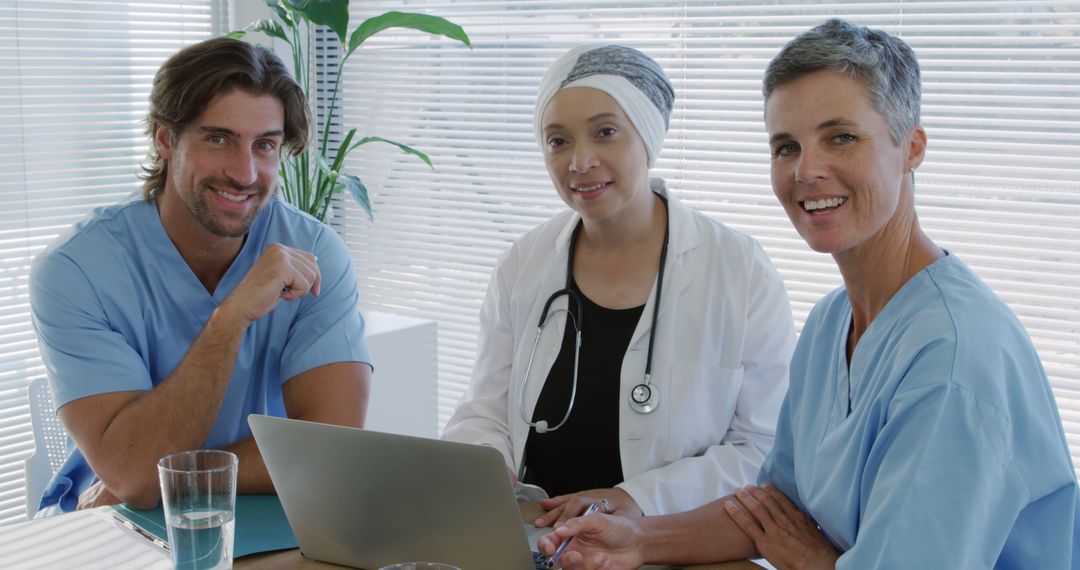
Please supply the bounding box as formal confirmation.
[330,1,1080,471]
[0,0,223,525]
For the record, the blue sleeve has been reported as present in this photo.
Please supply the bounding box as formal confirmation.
[279,228,370,381]
[31,249,154,511]
[39,448,95,513]
[30,249,152,408]
[758,299,824,517]
[757,394,805,513]
[837,383,1024,569]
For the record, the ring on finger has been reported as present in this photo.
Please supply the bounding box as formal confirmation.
[599,498,612,514]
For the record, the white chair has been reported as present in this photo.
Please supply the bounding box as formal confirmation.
[24,378,71,520]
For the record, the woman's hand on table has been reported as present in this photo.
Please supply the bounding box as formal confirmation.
[536,487,643,528]
[725,484,839,570]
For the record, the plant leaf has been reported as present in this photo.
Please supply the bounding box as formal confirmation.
[245,18,292,45]
[350,136,433,169]
[347,11,471,58]
[316,153,334,175]
[286,0,349,45]
[340,174,373,221]
[262,0,298,28]
[332,128,357,173]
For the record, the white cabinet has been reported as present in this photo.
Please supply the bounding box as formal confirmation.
[361,311,439,439]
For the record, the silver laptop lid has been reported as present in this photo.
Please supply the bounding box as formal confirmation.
[249,414,535,570]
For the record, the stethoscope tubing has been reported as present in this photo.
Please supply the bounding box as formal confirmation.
[518,315,582,435]
[519,194,669,434]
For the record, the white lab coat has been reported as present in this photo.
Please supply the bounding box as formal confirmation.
[443,181,795,516]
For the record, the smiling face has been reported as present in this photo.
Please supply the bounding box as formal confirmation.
[541,87,652,225]
[765,69,926,257]
[156,89,285,241]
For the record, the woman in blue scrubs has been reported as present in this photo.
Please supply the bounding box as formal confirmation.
[538,18,1079,570]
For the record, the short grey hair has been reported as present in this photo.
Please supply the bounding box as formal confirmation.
[763,18,921,145]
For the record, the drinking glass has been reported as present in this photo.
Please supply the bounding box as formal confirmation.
[158,450,238,570]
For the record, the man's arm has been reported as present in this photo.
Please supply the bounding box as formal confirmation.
[226,361,372,493]
[59,244,321,509]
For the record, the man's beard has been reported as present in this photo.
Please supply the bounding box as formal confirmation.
[187,179,276,238]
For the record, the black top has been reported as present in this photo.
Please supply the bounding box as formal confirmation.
[522,277,644,497]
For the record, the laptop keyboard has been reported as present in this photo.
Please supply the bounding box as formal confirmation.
[533,550,550,569]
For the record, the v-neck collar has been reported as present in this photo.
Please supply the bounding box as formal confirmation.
[834,252,955,421]
[145,199,270,310]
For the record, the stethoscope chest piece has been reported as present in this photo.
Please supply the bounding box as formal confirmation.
[629,378,660,414]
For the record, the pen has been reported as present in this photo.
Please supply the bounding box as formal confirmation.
[546,501,603,569]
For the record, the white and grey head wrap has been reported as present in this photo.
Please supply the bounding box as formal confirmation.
[534,44,675,168]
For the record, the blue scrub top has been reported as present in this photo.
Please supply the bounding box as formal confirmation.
[760,253,1079,569]
[30,194,371,511]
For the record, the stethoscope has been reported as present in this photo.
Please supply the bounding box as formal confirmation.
[517,199,669,435]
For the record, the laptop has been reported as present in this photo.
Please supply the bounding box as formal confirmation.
[249,414,548,570]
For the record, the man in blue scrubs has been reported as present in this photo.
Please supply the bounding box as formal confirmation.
[29,38,372,512]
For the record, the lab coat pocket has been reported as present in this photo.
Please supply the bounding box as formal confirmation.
[664,364,744,463]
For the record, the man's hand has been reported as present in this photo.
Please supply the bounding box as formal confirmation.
[538,512,646,570]
[725,484,839,570]
[536,487,643,528]
[77,480,123,510]
[222,243,321,325]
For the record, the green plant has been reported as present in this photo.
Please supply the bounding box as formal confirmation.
[228,1,470,221]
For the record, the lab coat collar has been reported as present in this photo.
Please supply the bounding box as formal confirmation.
[550,178,697,349]
[552,178,700,258]
[633,179,696,348]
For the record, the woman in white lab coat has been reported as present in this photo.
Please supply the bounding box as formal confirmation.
[443,44,795,527]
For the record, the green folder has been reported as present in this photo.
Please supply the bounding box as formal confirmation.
[111,494,298,558]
